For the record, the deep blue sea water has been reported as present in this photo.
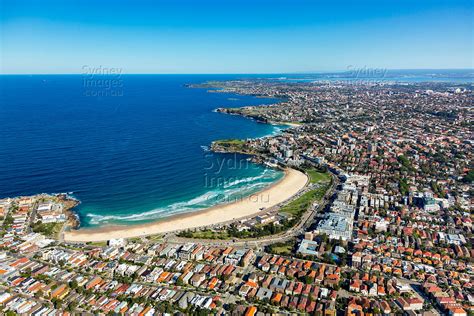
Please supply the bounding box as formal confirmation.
[0,75,286,227]
[1,72,471,227]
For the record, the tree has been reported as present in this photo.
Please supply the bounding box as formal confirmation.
[34,289,44,299]
[399,178,409,196]
[66,301,77,312]
[462,169,474,183]
[304,275,314,284]
[68,280,78,289]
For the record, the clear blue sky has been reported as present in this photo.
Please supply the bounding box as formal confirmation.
[1,0,473,74]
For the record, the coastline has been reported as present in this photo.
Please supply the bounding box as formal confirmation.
[63,168,308,242]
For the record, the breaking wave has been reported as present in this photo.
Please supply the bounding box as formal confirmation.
[85,169,282,225]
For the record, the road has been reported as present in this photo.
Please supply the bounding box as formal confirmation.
[26,201,39,234]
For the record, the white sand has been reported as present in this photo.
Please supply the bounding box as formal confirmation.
[63,168,308,242]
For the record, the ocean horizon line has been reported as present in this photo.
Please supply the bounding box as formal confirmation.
[1,68,473,76]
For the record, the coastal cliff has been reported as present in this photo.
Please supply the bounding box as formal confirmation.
[56,194,81,229]
[210,139,271,167]
[215,107,269,124]
[210,139,253,155]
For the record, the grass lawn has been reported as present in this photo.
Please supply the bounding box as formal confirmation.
[213,139,245,147]
[280,183,329,216]
[212,139,250,153]
[180,229,230,240]
[280,170,331,217]
[280,190,318,216]
[128,237,143,243]
[306,169,331,184]
[31,222,64,238]
[146,235,164,242]
[221,139,245,144]
[87,241,108,247]
[267,241,294,255]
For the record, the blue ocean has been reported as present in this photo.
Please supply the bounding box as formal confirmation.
[1,72,471,228]
[0,75,286,227]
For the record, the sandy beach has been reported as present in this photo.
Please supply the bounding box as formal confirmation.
[63,168,308,242]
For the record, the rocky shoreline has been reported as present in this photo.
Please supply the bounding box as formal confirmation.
[215,107,270,124]
[59,195,81,229]
[49,193,81,230]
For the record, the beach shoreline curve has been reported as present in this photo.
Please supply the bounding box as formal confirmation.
[63,168,308,242]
